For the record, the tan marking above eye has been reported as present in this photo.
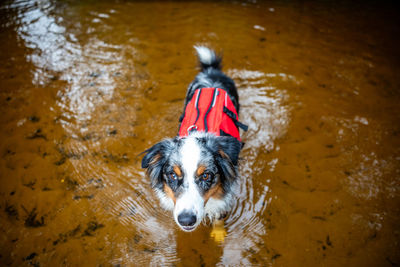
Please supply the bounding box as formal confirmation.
[173,165,182,178]
[196,165,207,176]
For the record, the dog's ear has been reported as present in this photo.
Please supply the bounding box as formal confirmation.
[201,135,241,165]
[218,136,242,166]
[215,136,241,191]
[202,135,242,190]
[214,136,242,166]
[141,139,175,189]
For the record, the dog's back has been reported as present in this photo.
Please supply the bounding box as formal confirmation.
[185,46,240,113]
[178,47,247,141]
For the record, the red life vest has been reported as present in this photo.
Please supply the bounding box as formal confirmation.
[178,88,247,141]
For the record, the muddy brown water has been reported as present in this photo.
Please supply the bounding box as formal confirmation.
[1,0,399,266]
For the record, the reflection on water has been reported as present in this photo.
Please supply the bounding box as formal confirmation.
[219,69,291,264]
[333,115,400,200]
[15,0,133,121]
[1,0,400,266]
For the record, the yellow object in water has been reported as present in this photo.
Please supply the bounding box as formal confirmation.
[210,220,227,243]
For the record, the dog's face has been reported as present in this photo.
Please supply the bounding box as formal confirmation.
[141,133,241,231]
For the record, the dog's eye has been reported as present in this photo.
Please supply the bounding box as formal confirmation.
[168,172,178,181]
[201,172,212,181]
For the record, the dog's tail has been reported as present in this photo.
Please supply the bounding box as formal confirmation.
[194,46,222,71]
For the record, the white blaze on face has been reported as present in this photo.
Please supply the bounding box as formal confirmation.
[173,137,204,229]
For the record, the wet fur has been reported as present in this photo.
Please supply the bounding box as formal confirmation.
[141,47,242,231]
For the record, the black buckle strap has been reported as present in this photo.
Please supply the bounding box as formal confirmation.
[223,106,248,131]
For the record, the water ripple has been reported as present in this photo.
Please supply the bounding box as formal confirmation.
[220,69,293,265]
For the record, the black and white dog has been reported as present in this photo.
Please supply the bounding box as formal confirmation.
[141,46,246,232]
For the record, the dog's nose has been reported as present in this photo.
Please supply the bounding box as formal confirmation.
[177,211,197,227]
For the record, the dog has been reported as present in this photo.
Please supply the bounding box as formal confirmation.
[141,46,247,232]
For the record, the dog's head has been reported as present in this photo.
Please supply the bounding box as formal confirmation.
[141,132,241,232]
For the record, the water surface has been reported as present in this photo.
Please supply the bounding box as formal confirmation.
[0,0,399,266]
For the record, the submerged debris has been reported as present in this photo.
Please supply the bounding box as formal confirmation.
[23,179,36,190]
[27,129,47,140]
[53,224,81,246]
[23,207,45,228]
[53,224,81,245]
[5,203,19,219]
[54,157,66,166]
[326,235,333,247]
[133,234,142,244]
[271,253,281,261]
[28,116,40,123]
[89,71,101,78]
[87,178,104,189]
[73,194,94,200]
[312,216,327,221]
[61,177,79,191]
[82,221,104,237]
[107,129,118,136]
[102,153,129,163]
[143,247,157,253]
[24,252,38,261]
